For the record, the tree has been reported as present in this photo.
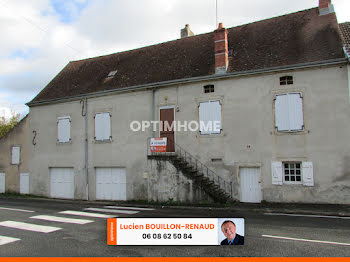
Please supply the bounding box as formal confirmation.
[0,113,20,139]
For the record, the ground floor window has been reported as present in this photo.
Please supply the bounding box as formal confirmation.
[283,162,301,183]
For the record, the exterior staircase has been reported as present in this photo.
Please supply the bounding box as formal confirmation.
[147,141,233,203]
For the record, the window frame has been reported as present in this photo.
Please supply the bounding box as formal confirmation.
[282,162,302,184]
[274,92,304,133]
[280,76,294,86]
[203,85,215,94]
[57,116,71,143]
[199,100,222,135]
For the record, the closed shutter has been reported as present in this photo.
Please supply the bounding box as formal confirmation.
[20,173,29,194]
[302,162,314,186]
[95,112,111,140]
[58,117,71,143]
[271,161,283,185]
[0,173,5,193]
[275,94,289,131]
[11,146,20,164]
[288,93,304,131]
[199,101,221,134]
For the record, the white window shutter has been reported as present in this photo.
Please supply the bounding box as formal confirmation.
[11,146,20,164]
[288,93,304,131]
[271,161,283,185]
[275,95,290,131]
[95,113,111,140]
[58,117,71,143]
[199,102,211,134]
[0,173,5,193]
[211,101,222,134]
[302,162,314,186]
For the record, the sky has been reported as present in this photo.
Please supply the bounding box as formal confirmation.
[0,0,349,120]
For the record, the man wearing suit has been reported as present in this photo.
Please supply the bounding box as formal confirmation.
[220,220,244,245]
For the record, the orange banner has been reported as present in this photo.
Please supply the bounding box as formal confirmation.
[107,218,117,245]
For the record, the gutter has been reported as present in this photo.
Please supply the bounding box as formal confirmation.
[27,58,348,107]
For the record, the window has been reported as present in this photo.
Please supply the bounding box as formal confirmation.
[280,76,293,85]
[95,112,111,141]
[275,93,304,132]
[106,70,117,79]
[283,162,301,183]
[271,161,314,186]
[199,101,222,135]
[203,85,214,93]
[57,116,71,143]
[11,146,20,165]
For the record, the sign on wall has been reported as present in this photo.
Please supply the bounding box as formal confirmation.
[150,138,167,152]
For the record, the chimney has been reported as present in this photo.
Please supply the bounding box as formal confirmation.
[319,0,334,15]
[181,24,194,38]
[214,23,228,74]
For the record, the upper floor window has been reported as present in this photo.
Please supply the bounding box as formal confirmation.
[280,76,293,85]
[11,146,20,165]
[199,100,222,135]
[275,93,304,132]
[203,85,214,93]
[95,112,111,141]
[57,116,71,143]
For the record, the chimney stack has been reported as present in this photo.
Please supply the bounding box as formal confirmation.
[214,23,228,74]
[319,0,334,15]
[181,24,194,38]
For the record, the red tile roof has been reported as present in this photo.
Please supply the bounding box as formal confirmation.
[29,8,346,105]
[339,22,350,55]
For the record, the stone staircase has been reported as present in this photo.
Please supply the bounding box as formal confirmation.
[147,143,232,203]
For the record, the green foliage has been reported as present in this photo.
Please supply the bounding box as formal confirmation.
[0,113,20,139]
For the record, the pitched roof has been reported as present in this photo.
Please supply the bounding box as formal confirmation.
[29,7,346,105]
[339,22,350,55]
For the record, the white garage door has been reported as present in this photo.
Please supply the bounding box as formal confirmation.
[20,173,29,194]
[0,173,5,193]
[50,168,74,199]
[96,168,126,200]
[240,167,261,203]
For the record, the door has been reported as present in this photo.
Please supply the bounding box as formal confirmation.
[240,167,261,203]
[50,168,74,199]
[0,173,5,193]
[96,168,126,200]
[20,173,29,194]
[160,107,175,152]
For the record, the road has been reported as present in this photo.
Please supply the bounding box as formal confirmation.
[0,198,349,257]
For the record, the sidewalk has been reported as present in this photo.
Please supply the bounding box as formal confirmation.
[1,194,349,217]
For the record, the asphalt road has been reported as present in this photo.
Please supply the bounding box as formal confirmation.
[0,198,349,257]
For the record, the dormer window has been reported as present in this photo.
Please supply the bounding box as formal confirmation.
[106,70,117,79]
[280,76,293,85]
[204,85,214,93]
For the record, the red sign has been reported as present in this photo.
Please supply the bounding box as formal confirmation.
[150,138,167,152]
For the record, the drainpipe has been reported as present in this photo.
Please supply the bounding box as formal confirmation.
[152,88,156,138]
[84,98,89,200]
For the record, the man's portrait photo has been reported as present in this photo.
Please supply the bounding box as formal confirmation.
[219,219,244,245]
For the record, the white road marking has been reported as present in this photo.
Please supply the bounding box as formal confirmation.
[0,221,61,233]
[264,213,350,220]
[0,235,20,246]
[59,210,115,218]
[84,208,139,214]
[262,235,350,246]
[104,206,155,211]
[0,207,34,213]
[30,215,93,225]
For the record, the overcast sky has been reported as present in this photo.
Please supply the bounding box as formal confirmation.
[0,0,349,119]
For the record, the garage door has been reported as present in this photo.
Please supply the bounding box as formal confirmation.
[50,168,74,199]
[0,173,5,193]
[96,168,126,200]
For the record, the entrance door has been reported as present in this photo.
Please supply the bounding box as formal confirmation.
[20,173,29,194]
[240,167,261,203]
[160,107,175,152]
[0,173,5,193]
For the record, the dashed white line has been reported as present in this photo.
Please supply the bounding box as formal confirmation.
[0,235,20,246]
[0,221,61,233]
[264,213,350,220]
[0,207,34,213]
[31,215,93,225]
[262,235,350,246]
[59,210,115,218]
[84,208,139,214]
[104,206,155,211]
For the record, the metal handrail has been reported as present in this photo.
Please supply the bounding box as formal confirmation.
[147,137,232,198]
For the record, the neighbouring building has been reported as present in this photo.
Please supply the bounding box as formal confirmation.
[2,0,350,203]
